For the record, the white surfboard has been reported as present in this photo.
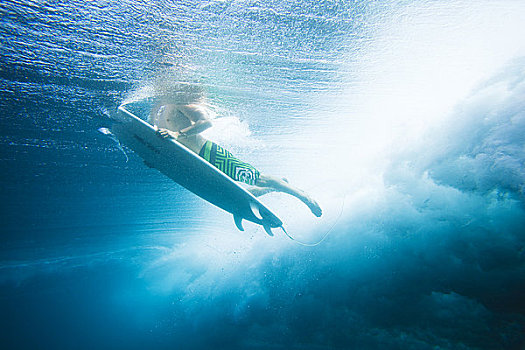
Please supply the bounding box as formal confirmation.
[111,105,283,236]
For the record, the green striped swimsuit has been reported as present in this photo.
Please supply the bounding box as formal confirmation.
[199,141,260,185]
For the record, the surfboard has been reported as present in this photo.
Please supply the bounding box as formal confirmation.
[111,105,283,236]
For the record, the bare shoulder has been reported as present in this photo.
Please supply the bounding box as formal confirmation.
[178,104,211,121]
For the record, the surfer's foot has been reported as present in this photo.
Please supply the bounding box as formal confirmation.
[305,196,322,217]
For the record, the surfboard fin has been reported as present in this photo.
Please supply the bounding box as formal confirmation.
[262,223,274,237]
[249,202,263,220]
[98,127,112,136]
[233,215,244,231]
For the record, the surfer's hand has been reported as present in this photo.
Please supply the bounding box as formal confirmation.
[158,128,170,138]
[157,128,178,139]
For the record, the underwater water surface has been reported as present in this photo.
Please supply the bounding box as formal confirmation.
[1,0,525,349]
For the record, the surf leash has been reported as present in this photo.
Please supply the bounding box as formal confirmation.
[279,193,347,247]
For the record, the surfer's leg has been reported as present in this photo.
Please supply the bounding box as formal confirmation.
[246,186,276,197]
[256,175,322,217]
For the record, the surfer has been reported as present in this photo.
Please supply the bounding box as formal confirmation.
[149,103,322,217]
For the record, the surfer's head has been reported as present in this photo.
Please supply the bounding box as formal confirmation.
[153,68,205,105]
[156,82,204,105]
[151,56,205,104]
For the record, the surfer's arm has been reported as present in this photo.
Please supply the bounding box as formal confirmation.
[156,122,210,139]
[178,104,212,136]
[178,119,212,136]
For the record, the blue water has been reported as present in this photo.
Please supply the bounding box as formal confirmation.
[1,0,525,349]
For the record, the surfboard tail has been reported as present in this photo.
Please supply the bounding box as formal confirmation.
[233,213,278,236]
